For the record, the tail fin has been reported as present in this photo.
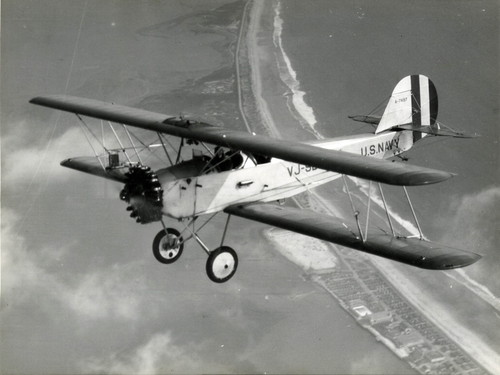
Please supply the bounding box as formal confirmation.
[375,75,438,138]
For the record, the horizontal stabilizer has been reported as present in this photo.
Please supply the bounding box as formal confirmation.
[225,204,481,270]
[61,157,128,183]
[394,124,479,138]
[348,115,381,125]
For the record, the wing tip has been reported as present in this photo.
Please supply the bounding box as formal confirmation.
[29,96,43,104]
[415,252,482,270]
[30,95,63,107]
[404,170,454,186]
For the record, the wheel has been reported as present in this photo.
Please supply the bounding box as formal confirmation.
[206,246,238,283]
[152,228,184,264]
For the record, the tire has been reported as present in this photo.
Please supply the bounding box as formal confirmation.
[152,228,184,264]
[206,246,238,283]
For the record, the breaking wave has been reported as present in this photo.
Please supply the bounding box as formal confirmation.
[272,2,322,139]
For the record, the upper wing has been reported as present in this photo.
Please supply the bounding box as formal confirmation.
[30,95,453,186]
[225,204,481,270]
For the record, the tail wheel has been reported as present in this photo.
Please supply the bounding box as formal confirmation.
[206,246,238,283]
[152,228,184,264]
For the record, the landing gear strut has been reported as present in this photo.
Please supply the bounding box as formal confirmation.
[152,214,238,283]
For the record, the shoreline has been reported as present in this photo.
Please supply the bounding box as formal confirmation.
[371,257,500,374]
[243,1,498,374]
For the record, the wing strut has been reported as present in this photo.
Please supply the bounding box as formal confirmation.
[344,178,425,243]
[364,181,372,241]
[108,122,134,164]
[403,186,424,240]
[342,175,365,242]
[378,183,396,237]
[122,124,142,164]
[176,138,184,164]
[157,132,175,166]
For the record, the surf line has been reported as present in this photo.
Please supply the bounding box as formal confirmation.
[272,1,322,139]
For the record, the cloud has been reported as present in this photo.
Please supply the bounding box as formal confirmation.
[2,120,93,188]
[2,208,147,321]
[66,263,145,320]
[441,186,500,294]
[443,186,499,246]
[81,331,223,374]
[3,118,150,322]
[1,115,147,321]
[2,208,66,307]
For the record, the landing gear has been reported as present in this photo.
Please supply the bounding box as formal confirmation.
[153,214,238,283]
[206,246,238,283]
[152,228,184,264]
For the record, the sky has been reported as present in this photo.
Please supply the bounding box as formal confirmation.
[1,0,498,374]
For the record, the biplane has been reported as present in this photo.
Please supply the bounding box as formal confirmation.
[30,75,481,283]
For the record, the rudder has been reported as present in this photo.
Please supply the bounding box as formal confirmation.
[375,75,438,137]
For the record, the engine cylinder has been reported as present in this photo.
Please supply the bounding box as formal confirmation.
[120,165,163,224]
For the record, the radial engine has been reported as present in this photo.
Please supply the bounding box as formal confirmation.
[120,165,163,224]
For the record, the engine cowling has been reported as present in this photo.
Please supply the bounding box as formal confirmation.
[120,165,163,224]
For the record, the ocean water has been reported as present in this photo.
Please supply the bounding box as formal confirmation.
[276,0,499,372]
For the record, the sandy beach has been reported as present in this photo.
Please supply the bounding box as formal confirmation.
[264,228,337,272]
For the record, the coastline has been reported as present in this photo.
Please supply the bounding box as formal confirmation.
[371,257,500,374]
[243,1,498,374]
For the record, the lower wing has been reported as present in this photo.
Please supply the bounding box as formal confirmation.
[60,157,128,183]
[225,204,481,270]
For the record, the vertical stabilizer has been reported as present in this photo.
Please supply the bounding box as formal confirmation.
[375,75,438,134]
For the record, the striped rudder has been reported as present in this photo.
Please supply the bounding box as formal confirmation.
[376,75,438,138]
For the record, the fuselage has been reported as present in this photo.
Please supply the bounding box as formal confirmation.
[161,130,413,219]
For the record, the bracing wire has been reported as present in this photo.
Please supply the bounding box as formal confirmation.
[18,1,89,230]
